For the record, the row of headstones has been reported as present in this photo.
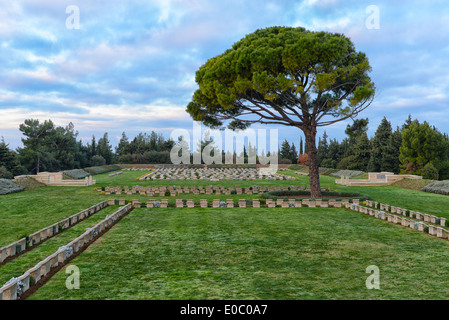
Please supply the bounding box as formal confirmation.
[124,198,356,209]
[100,185,308,196]
[108,171,123,177]
[348,202,449,239]
[365,200,446,227]
[0,204,133,301]
[139,168,286,181]
[0,201,108,265]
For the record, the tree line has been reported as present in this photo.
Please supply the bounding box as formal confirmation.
[1,116,448,180]
[278,115,449,180]
[0,119,176,177]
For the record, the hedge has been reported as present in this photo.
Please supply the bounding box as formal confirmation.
[422,180,449,196]
[62,169,91,180]
[83,165,121,176]
[329,170,364,178]
[0,179,25,195]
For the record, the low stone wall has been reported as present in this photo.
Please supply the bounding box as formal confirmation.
[117,198,350,209]
[0,201,108,265]
[108,171,123,177]
[98,185,307,196]
[0,204,133,300]
[336,172,422,187]
[348,201,449,240]
[14,172,96,187]
[364,200,447,227]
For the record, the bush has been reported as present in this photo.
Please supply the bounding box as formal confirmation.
[63,169,91,180]
[279,158,292,165]
[11,165,28,176]
[437,161,449,180]
[336,156,356,170]
[91,155,106,166]
[0,179,25,195]
[84,165,121,175]
[0,166,13,179]
[12,177,46,190]
[422,180,449,195]
[329,170,364,178]
[297,153,309,165]
[422,163,439,180]
[321,158,337,169]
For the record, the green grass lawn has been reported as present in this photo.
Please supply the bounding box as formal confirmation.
[1,169,449,300]
[0,187,107,247]
[29,208,449,300]
[0,206,119,285]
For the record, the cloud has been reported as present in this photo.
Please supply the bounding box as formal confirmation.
[1,0,449,149]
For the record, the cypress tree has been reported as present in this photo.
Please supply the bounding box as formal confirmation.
[382,126,402,173]
[367,117,392,172]
[290,143,298,163]
[280,140,291,161]
[349,132,371,171]
[317,131,329,167]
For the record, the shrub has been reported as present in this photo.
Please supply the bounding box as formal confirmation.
[336,156,356,170]
[320,158,337,169]
[0,179,25,195]
[437,161,449,180]
[63,169,91,180]
[279,158,292,165]
[297,153,309,165]
[422,180,449,195]
[91,155,106,166]
[84,165,121,175]
[421,163,439,180]
[0,166,13,179]
[329,170,364,178]
[12,177,45,190]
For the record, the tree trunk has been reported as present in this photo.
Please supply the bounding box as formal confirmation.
[303,127,322,198]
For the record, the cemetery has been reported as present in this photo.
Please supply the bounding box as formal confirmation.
[1,4,449,304]
[138,167,291,181]
[2,167,449,300]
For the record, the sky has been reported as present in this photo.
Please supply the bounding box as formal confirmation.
[1,0,449,150]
